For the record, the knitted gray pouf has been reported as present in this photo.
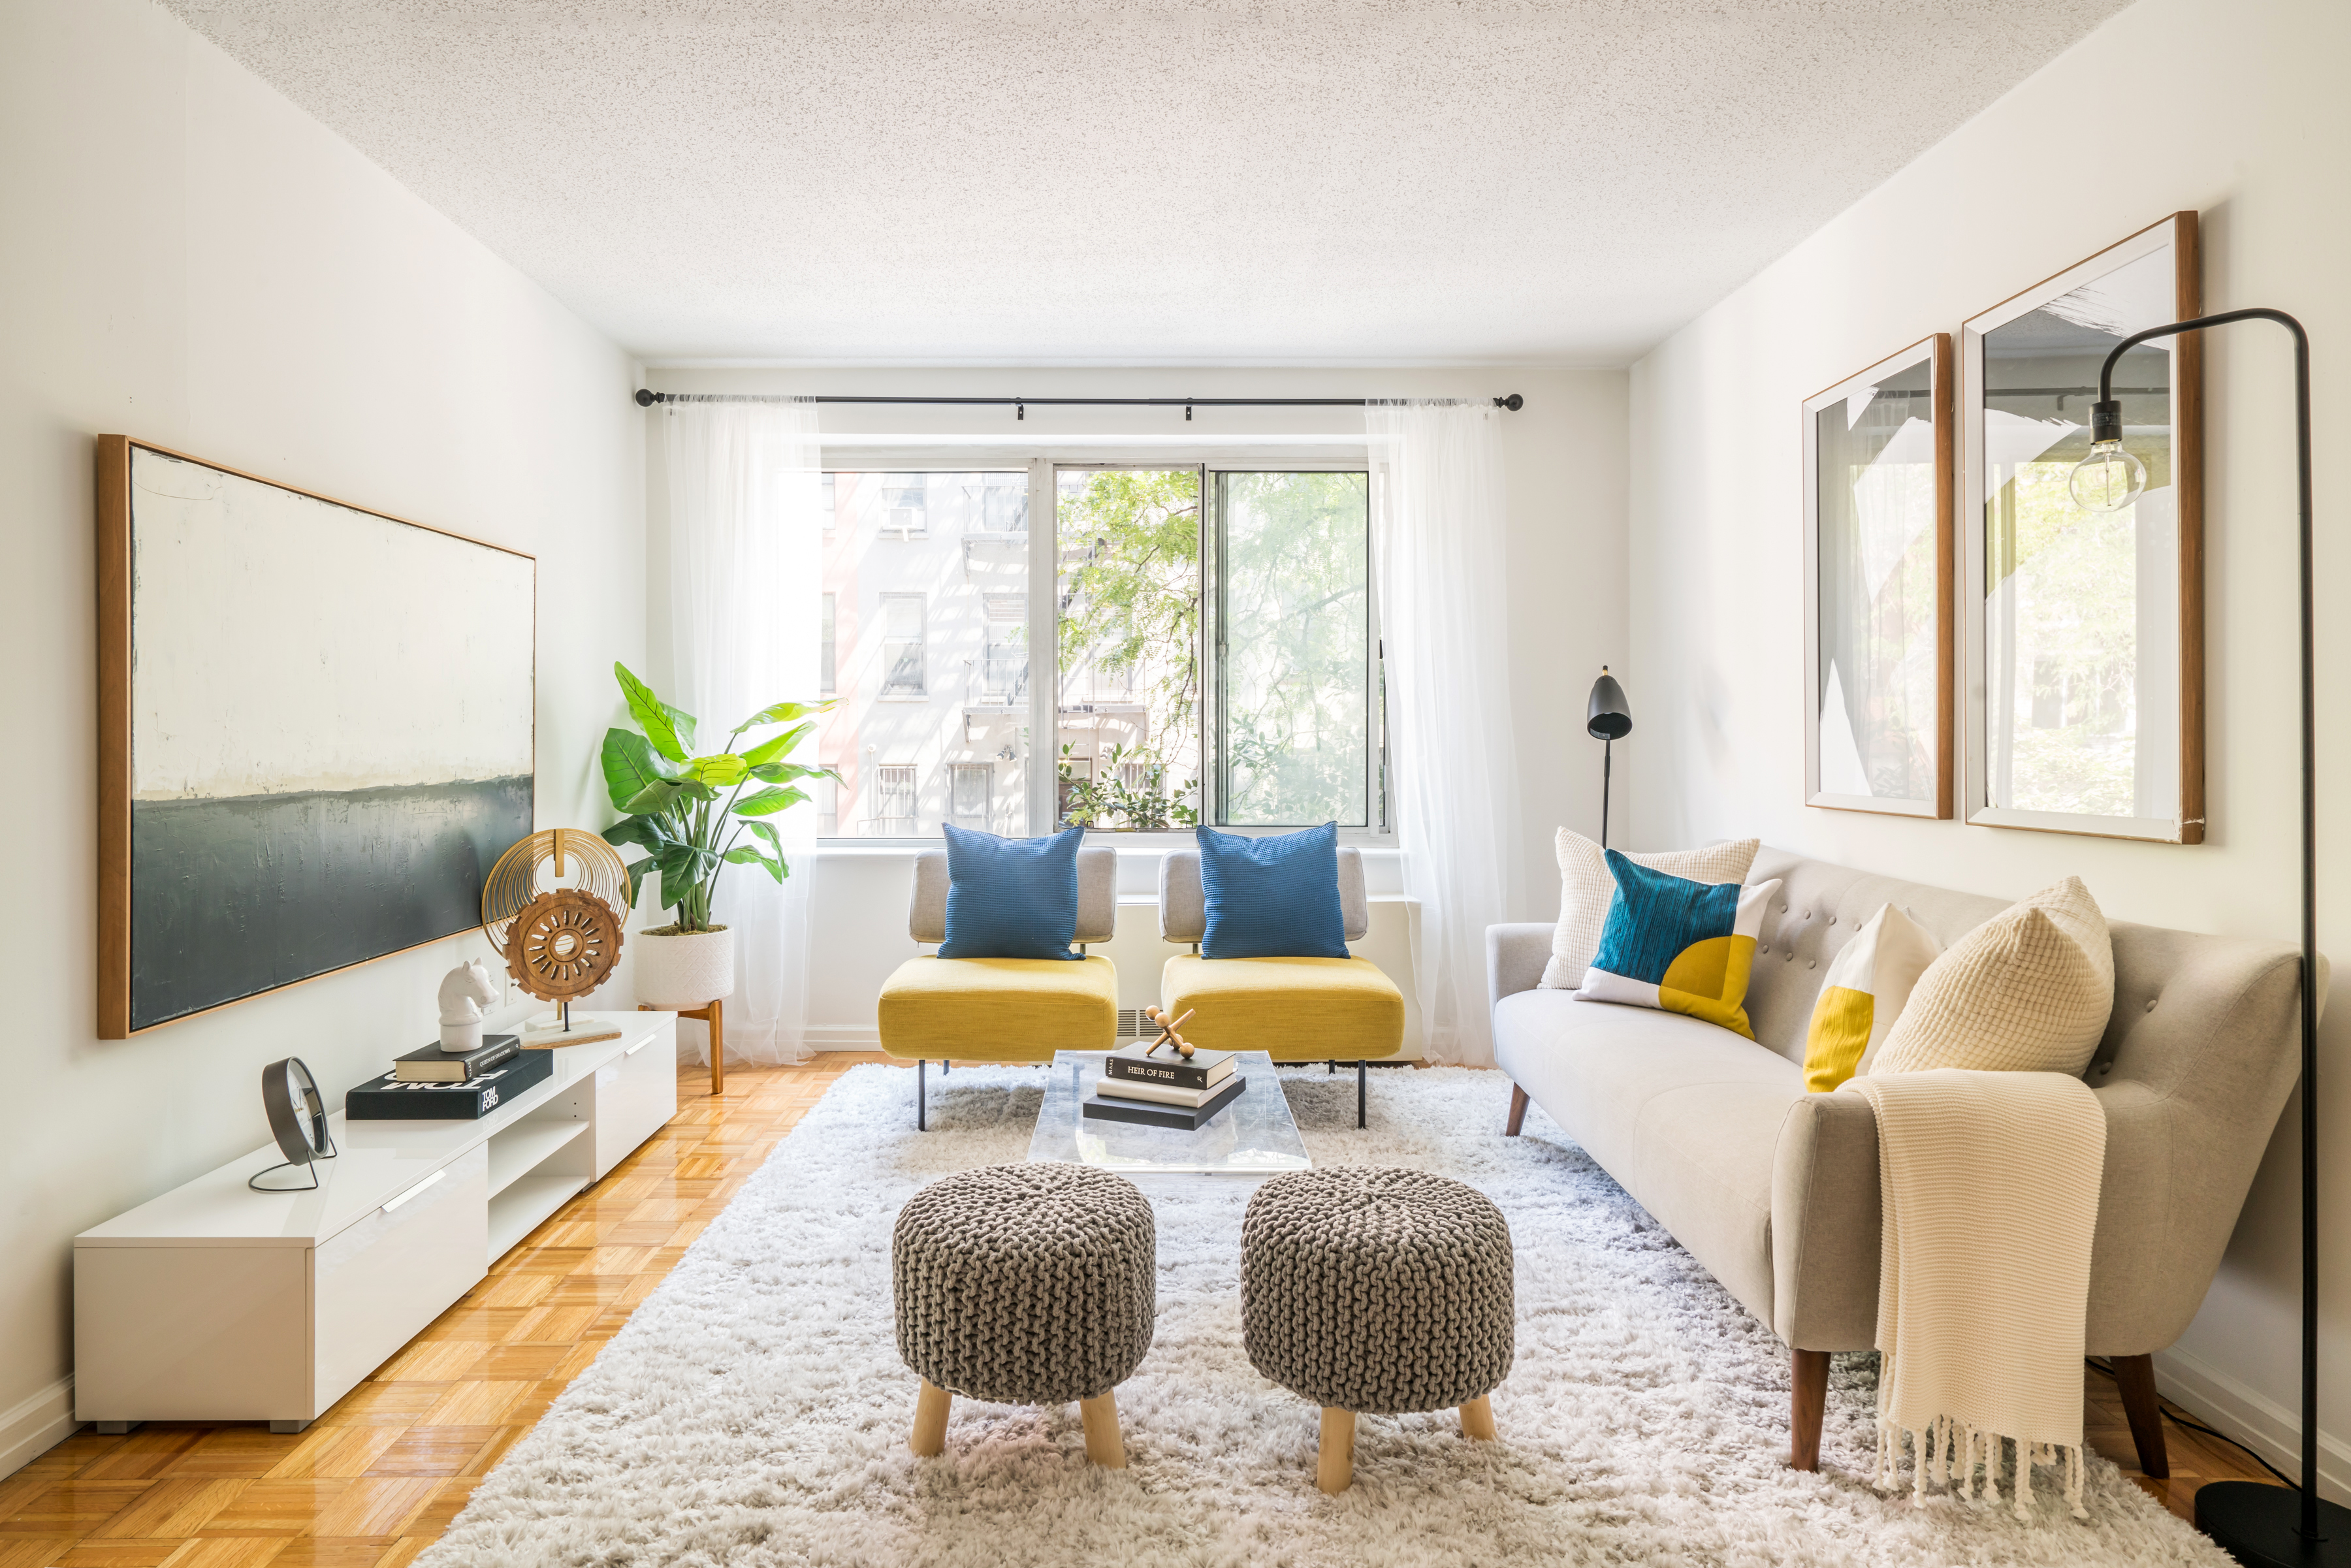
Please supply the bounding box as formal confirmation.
[893,1162,1157,1406]
[1241,1166,1514,1415]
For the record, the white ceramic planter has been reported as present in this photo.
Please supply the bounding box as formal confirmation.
[635,926,737,1009]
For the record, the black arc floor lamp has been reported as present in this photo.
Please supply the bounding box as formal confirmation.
[2071,307,2331,1568]
[1588,667,1632,847]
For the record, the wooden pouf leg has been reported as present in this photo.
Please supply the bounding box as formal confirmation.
[911,1379,952,1456]
[1080,1390,1126,1469]
[1318,1408,1356,1494]
[1460,1395,1497,1441]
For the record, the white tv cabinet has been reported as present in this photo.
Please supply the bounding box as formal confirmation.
[74,1011,678,1434]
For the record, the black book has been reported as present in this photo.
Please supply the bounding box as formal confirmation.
[394,1033,521,1083]
[1103,1041,1237,1092]
[1081,1074,1246,1131]
[347,1049,552,1120]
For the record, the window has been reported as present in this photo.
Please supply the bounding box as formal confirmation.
[868,765,918,836]
[880,594,925,696]
[949,763,993,831]
[820,592,836,696]
[1212,472,1373,826]
[817,773,839,837]
[815,460,1377,840]
[819,471,1027,838]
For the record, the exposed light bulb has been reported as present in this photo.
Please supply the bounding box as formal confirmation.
[2070,440,2147,513]
[2068,398,2147,513]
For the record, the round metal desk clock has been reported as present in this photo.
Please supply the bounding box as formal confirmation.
[251,1057,336,1192]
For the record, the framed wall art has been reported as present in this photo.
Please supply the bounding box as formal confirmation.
[1802,334,1954,818]
[1960,212,2202,842]
[97,437,536,1037]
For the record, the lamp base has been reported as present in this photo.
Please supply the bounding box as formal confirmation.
[2196,1481,2351,1567]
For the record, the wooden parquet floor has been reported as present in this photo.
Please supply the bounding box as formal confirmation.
[2,1054,2277,1564]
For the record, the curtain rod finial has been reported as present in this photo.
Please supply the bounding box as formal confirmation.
[634,388,660,407]
[1495,393,1524,411]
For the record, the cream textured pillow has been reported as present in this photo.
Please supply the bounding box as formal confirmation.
[1538,829,1761,989]
[1868,876,2113,1078]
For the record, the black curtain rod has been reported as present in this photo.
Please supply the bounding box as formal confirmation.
[634,389,1524,415]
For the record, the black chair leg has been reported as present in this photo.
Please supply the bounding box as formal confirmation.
[918,1059,927,1131]
[1357,1060,1367,1128]
[941,1058,950,1073]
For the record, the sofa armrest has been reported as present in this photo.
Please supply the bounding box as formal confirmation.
[1488,923,1555,1011]
[1770,1093,1882,1351]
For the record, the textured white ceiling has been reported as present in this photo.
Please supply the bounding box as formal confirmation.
[163,0,2128,366]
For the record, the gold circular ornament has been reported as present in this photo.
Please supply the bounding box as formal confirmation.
[504,888,624,1002]
[483,828,632,959]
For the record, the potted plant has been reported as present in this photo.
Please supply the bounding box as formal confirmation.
[599,662,833,1008]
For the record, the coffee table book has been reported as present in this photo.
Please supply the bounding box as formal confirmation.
[1104,1042,1236,1092]
[347,1049,552,1120]
[1083,1075,1246,1130]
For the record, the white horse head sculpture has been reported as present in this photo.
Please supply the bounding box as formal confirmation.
[438,960,498,1051]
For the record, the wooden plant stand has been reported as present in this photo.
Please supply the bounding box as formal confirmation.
[641,998,725,1096]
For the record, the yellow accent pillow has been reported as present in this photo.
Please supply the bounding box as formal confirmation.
[1868,876,2113,1078]
[1800,903,1942,1092]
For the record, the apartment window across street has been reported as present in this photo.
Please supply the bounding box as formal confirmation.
[880,593,925,696]
[869,764,918,836]
[820,592,836,696]
[816,462,1379,839]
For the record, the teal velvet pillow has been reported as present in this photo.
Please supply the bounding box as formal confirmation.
[1197,823,1349,959]
[939,824,1084,960]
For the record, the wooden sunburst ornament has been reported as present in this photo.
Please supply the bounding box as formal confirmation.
[482,828,631,1047]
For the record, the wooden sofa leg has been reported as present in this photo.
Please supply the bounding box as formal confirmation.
[1505,1084,1529,1137]
[2111,1353,2170,1479]
[1791,1349,1829,1471]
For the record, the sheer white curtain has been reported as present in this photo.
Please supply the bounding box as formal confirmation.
[1366,400,1524,1066]
[661,398,824,1066]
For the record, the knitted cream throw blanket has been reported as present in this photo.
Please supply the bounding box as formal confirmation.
[1841,1068,2106,1518]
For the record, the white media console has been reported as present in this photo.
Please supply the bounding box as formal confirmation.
[74,1011,678,1433]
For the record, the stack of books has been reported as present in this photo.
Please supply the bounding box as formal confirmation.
[394,1034,521,1082]
[1083,1041,1245,1130]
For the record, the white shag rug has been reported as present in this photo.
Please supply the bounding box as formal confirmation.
[422,1065,2232,1567]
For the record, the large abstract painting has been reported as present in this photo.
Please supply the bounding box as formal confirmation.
[1802,334,1953,818]
[1960,213,2202,842]
[99,439,536,1036]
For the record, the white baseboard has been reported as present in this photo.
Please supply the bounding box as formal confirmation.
[2152,1343,2350,1503]
[0,1377,79,1479]
[805,1026,882,1049]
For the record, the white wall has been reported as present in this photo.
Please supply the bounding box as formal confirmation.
[0,0,644,1474]
[1627,0,2350,1492]
[641,365,1629,1042]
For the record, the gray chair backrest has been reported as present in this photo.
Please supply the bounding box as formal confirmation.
[1157,846,1369,945]
[908,845,1117,946]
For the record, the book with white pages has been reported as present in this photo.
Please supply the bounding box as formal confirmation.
[1093,1073,1245,1109]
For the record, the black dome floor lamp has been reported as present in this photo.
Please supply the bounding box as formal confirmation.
[2072,307,2330,1568]
[1588,667,1632,847]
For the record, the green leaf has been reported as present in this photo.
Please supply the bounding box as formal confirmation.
[615,662,688,762]
[739,697,832,729]
[731,785,807,818]
[664,703,698,752]
[685,753,748,787]
[620,856,658,905]
[623,776,715,815]
[723,843,786,883]
[602,816,671,853]
[654,842,715,911]
[741,820,784,859]
[601,729,675,812]
[740,721,816,767]
[749,761,835,785]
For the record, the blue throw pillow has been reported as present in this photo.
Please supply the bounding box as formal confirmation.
[939,824,1085,961]
[1574,850,1782,1039]
[1197,823,1349,960]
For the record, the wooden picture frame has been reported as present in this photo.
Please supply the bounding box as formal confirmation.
[1959,213,2203,843]
[98,436,537,1038]
[1802,334,1955,818]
